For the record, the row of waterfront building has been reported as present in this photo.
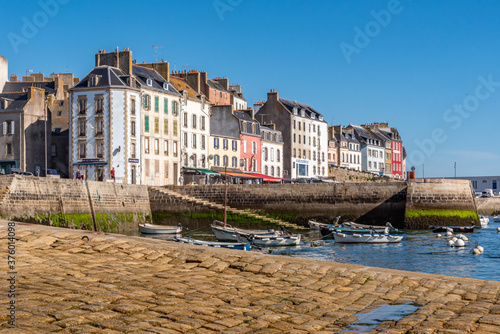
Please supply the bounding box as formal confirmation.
[0,48,406,185]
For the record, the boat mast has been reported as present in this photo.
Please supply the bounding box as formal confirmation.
[224,164,227,227]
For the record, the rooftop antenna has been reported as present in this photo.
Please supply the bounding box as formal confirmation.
[26,69,33,76]
[152,45,163,63]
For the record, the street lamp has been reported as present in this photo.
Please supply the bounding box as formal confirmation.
[454,161,457,179]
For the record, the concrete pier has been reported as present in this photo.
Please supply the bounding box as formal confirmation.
[2,221,500,333]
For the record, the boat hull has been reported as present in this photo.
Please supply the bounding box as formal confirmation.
[174,237,251,251]
[139,224,182,234]
[320,225,386,237]
[236,233,301,246]
[430,226,475,233]
[333,231,404,243]
[211,221,276,241]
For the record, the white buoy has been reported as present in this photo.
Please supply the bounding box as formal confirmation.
[451,237,458,242]
[477,245,484,253]
[459,235,468,241]
[497,227,500,233]
[446,231,453,236]
[448,239,455,247]
[472,248,481,255]
[455,239,465,247]
[437,233,442,237]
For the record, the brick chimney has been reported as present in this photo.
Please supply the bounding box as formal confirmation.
[267,89,279,104]
[95,47,133,75]
[9,74,18,82]
[214,77,229,90]
[141,61,170,82]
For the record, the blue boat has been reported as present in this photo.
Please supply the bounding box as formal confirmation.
[174,236,251,251]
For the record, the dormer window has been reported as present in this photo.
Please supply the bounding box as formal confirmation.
[319,116,323,121]
[293,107,298,115]
[300,109,305,117]
[0,100,4,110]
[163,83,169,90]
[89,77,95,87]
[311,113,315,119]
[147,78,152,86]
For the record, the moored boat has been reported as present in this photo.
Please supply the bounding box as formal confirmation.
[139,223,182,234]
[430,224,475,233]
[236,232,301,246]
[333,231,404,244]
[479,214,489,227]
[174,236,251,251]
[320,222,394,237]
[308,220,324,230]
[211,220,276,241]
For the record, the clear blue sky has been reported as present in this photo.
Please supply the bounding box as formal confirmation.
[1,0,499,177]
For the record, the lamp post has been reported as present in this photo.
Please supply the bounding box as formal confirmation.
[454,161,457,179]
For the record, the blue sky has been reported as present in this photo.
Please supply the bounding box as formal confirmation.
[1,0,499,177]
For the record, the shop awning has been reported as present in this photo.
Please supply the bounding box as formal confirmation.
[224,172,262,179]
[73,162,108,166]
[196,168,221,176]
[246,173,282,182]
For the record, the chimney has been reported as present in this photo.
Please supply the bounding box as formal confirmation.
[245,108,254,120]
[9,74,18,82]
[140,62,170,82]
[214,77,229,90]
[95,48,133,74]
[267,89,278,104]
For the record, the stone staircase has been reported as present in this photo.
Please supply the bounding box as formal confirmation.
[150,186,305,229]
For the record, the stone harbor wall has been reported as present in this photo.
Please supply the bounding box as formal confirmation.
[475,197,500,216]
[405,178,478,229]
[0,175,150,231]
[0,175,477,230]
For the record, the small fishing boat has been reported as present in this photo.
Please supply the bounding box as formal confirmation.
[343,221,398,231]
[320,222,394,237]
[479,214,489,227]
[211,220,277,241]
[174,237,251,251]
[235,226,301,246]
[333,231,404,244]
[430,224,475,233]
[139,223,182,234]
[308,220,324,230]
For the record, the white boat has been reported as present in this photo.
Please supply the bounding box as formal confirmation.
[333,231,404,244]
[139,223,182,234]
[211,220,276,241]
[494,216,500,222]
[174,237,251,251]
[308,220,324,230]
[236,232,302,246]
[479,214,489,227]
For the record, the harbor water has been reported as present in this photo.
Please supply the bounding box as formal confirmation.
[135,217,500,282]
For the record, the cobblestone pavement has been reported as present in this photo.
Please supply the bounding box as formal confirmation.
[2,221,500,333]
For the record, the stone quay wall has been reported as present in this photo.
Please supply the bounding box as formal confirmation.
[405,178,478,229]
[476,197,500,215]
[0,175,477,230]
[0,175,150,231]
[3,221,500,333]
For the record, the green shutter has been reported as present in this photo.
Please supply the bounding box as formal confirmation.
[145,116,149,132]
[155,96,159,112]
[164,98,168,114]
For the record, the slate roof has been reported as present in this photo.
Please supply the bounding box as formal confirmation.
[334,132,347,143]
[260,126,283,143]
[207,79,228,92]
[73,66,131,89]
[233,110,260,135]
[133,65,180,95]
[0,92,29,112]
[3,81,56,95]
[349,124,383,146]
[279,98,325,122]
[343,131,360,144]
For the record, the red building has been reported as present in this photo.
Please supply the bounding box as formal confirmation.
[233,109,261,173]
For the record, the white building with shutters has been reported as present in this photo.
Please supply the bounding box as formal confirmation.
[260,125,283,178]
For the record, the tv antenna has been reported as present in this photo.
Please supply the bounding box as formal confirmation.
[152,45,164,62]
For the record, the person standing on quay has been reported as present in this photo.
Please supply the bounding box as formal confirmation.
[110,167,115,181]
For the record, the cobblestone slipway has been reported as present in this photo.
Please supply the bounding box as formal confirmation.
[1,221,500,333]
